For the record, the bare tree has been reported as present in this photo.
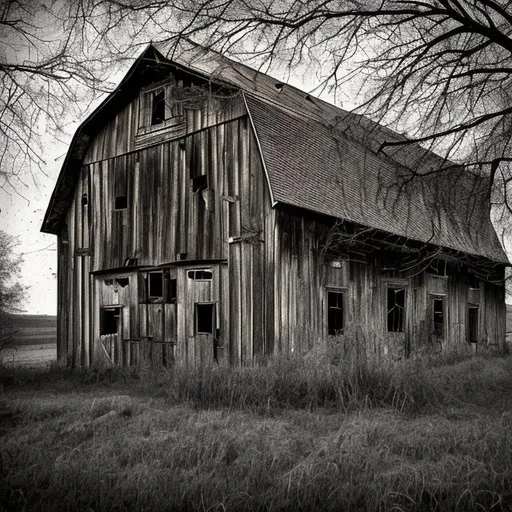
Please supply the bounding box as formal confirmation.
[0,0,136,193]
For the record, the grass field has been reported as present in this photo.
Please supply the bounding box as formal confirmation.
[1,314,56,347]
[2,353,512,511]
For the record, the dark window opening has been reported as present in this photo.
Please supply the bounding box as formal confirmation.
[151,89,165,126]
[101,307,121,335]
[192,174,207,193]
[468,306,479,343]
[82,194,88,206]
[432,297,444,337]
[468,272,480,289]
[115,195,128,210]
[387,287,405,332]
[116,278,129,288]
[168,278,177,303]
[327,291,344,335]
[196,303,215,334]
[188,269,213,280]
[148,271,164,299]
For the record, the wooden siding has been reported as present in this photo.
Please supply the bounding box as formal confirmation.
[57,77,506,369]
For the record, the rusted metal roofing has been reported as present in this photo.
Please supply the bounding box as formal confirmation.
[42,39,508,263]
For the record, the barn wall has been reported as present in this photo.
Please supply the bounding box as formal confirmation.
[264,209,506,360]
[56,73,506,368]
[57,76,271,366]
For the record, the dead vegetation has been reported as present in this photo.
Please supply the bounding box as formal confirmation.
[2,352,512,511]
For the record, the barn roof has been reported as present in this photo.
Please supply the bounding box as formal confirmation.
[42,39,508,264]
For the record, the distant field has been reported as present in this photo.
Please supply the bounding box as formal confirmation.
[2,314,56,346]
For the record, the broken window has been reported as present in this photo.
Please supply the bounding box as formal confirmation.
[432,296,444,337]
[151,89,165,126]
[192,174,208,193]
[187,269,213,280]
[115,195,128,210]
[468,306,479,343]
[148,271,164,299]
[101,307,121,335]
[327,291,344,335]
[387,286,405,332]
[168,278,177,303]
[196,303,216,334]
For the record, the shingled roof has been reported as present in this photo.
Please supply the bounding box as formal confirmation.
[42,39,508,264]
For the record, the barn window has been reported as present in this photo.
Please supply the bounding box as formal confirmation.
[168,278,177,303]
[387,286,405,332]
[192,174,208,193]
[148,271,164,299]
[432,296,445,337]
[327,291,345,335]
[100,307,121,335]
[196,303,216,334]
[188,269,213,280]
[468,272,480,289]
[468,306,479,343]
[151,88,165,126]
[114,195,128,210]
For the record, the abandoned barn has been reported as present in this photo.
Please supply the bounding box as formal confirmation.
[41,39,509,368]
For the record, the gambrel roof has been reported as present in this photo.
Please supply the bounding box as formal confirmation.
[42,39,508,264]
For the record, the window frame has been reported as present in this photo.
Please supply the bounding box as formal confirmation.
[100,306,123,336]
[195,302,217,335]
[429,293,446,339]
[468,304,479,343]
[386,282,407,333]
[325,287,347,336]
[187,269,213,281]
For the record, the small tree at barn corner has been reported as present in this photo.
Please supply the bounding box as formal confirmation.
[0,231,26,352]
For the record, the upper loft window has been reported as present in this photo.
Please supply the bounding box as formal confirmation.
[468,272,480,289]
[151,89,165,126]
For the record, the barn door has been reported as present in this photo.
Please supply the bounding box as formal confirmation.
[178,266,220,365]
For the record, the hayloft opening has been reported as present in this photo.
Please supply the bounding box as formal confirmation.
[100,307,121,335]
[387,286,405,332]
[327,291,344,335]
[196,303,215,334]
[151,89,165,125]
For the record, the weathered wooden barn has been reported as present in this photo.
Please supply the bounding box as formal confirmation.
[41,39,509,368]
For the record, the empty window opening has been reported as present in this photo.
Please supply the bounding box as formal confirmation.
[387,287,405,332]
[168,278,177,303]
[468,272,480,289]
[151,89,165,126]
[101,307,121,335]
[148,271,164,299]
[116,278,129,288]
[327,291,344,335]
[432,297,444,337]
[115,195,128,210]
[192,174,208,193]
[82,194,88,206]
[468,306,479,343]
[188,269,213,280]
[196,303,215,334]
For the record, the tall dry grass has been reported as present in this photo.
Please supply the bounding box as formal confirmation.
[2,346,512,511]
